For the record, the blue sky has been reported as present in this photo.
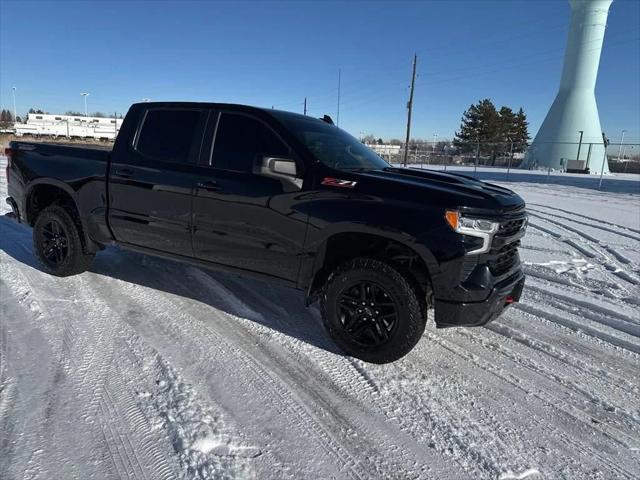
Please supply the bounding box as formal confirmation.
[1,0,639,142]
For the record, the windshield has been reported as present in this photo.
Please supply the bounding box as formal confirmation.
[271,111,390,171]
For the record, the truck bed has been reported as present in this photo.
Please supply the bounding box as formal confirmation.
[10,140,112,158]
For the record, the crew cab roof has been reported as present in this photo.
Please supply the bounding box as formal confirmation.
[130,101,304,120]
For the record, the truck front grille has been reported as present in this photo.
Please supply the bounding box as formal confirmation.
[497,217,526,237]
[489,241,520,276]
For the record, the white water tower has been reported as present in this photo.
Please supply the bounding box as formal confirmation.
[524,0,613,174]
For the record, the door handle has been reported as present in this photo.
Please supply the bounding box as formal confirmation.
[114,168,134,178]
[197,180,222,192]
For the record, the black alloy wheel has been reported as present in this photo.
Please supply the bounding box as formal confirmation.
[39,219,69,267]
[337,281,398,347]
[33,204,95,277]
[321,257,428,364]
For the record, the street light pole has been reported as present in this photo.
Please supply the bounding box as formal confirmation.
[576,130,584,164]
[80,92,90,117]
[617,129,626,161]
[11,86,17,122]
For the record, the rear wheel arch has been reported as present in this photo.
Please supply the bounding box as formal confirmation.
[32,204,95,276]
[25,181,97,254]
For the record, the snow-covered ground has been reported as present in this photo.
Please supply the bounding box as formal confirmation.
[1,155,639,480]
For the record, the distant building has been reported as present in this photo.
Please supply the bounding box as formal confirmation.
[366,143,401,156]
[15,113,123,140]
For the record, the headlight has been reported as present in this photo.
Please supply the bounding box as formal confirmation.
[445,210,499,255]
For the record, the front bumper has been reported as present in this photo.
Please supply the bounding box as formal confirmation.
[434,269,525,327]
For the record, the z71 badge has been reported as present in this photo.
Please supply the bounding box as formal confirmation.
[321,177,358,188]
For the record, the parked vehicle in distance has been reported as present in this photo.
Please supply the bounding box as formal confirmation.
[5,102,527,363]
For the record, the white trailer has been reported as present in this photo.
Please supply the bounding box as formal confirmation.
[14,113,123,141]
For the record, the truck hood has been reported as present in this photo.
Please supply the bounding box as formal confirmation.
[354,167,524,212]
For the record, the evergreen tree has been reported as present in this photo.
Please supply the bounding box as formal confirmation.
[513,108,530,152]
[0,110,6,122]
[495,106,517,165]
[454,98,500,158]
[455,100,530,162]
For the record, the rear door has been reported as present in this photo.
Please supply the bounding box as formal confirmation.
[108,107,207,256]
[191,110,308,282]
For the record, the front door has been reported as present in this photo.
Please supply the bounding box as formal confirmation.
[191,111,308,282]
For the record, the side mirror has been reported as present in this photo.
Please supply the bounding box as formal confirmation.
[254,156,302,192]
[269,157,298,177]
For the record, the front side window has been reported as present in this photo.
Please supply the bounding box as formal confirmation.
[271,111,389,171]
[211,113,289,172]
[136,109,202,164]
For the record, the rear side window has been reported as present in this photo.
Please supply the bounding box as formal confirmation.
[136,109,202,164]
[211,113,289,172]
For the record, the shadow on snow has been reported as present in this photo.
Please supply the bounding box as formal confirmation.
[0,215,341,356]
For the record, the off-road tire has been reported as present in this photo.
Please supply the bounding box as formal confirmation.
[33,204,95,276]
[321,257,428,364]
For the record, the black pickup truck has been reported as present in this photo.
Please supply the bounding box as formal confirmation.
[5,102,527,363]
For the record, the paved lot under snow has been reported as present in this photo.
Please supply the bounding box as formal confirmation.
[1,156,639,479]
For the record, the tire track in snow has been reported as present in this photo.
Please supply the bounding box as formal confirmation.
[523,265,637,307]
[515,303,640,355]
[215,265,536,479]
[427,331,640,479]
[174,265,533,479]
[0,250,180,480]
[476,321,640,437]
[87,270,379,480]
[525,284,640,332]
[528,204,640,237]
[486,319,639,397]
[527,214,640,287]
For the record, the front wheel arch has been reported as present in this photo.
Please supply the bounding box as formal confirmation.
[320,257,428,363]
[305,231,434,307]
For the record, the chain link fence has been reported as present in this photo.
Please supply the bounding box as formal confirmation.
[371,141,640,174]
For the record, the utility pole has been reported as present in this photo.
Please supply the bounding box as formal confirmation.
[336,69,341,126]
[403,54,417,167]
[303,97,307,116]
